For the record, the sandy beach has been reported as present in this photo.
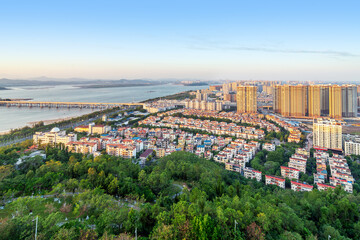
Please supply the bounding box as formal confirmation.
[0,130,10,135]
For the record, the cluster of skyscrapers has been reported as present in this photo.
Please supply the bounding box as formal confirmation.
[184,90,223,111]
[273,85,357,118]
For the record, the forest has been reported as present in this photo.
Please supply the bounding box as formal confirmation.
[0,141,360,240]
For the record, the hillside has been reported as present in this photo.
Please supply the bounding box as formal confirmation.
[0,144,360,239]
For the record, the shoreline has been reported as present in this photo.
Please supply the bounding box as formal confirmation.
[0,86,204,135]
[0,112,95,135]
[27,116,76,126]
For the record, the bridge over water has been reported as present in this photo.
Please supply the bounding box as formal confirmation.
[0,100,145,109]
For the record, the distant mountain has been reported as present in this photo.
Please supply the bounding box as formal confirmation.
[0,78,166,87]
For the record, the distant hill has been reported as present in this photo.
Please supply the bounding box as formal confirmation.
[0,78,166,87]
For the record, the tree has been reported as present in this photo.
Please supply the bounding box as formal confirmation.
[0,165,13,181]
[246,222,265,240]
[66,178,79,193]
[267,149,284,164]
[264,161,279,175]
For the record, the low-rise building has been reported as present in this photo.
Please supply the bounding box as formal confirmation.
[263,143,275,151]
[33,127,77,146]
[288,157,307,173]
[75,123,111,135]
[225,163,241,173]
[291,181,313,192]
[106,144,136,159]
[281,166,300,180]
[140,149,154,165]
[243,167,262,182]
[155,148,165,158]
[329,177,353,193]
[295,148,310,157]
[317,183,336,191]
[66,141,98,155]
[313,173,326,184]
[265,175,285,189]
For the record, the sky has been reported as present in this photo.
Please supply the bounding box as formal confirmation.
[0,0,359,81]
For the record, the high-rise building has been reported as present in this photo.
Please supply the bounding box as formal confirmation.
[263,85,273,95]
[200,100,207,110]
[308,85,321,117]
[236,86,257,113]
[207,101,216,111]
[273,84,357,119]
[273,85,281,113]
[320,86,330,116]
[341,85,357,117]
[215,100,223,111]
[202,93,208,101]
[231,82,239,92]
[280,85,291,116]
[224,93,231,102]
[329,85,342,119]
[222,83,230,94]
[290,85,308,117]
[196,90,202,101]
[313,118,342,151]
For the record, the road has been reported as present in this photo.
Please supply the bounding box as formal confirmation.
[171,183,185,199]
[305,132,313,151]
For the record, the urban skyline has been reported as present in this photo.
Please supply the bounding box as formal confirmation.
[1,1,360,239]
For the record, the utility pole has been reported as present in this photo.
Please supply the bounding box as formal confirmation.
[135,227,137,240]
[35,215,38,240]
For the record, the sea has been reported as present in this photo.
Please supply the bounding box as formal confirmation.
[0,84,206,133]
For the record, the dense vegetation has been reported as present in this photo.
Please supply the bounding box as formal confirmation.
[1,142,360,239]
[142,91,195,102]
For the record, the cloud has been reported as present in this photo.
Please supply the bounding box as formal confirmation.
[187,40,358,57]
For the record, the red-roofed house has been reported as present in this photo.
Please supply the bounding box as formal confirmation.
[291,181,313,192]
[317,183,336,191]
[281,166,300,180]
[265,175,285,189]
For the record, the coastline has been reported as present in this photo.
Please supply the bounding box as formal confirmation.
[0,130,10,136]
[0,116,75,136]
[27,116,75,127]
[0,85,205,135]
[0,112,95,135]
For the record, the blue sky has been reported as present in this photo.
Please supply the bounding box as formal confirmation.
[0,0,359,81]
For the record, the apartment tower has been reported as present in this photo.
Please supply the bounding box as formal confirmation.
[273,85,282,114]
[313,118,342,151]
[290,85,308,117]
[308,85,321,117]
[280,85,291,117]
[341,85,357,117]
[329,85,342,119]
[236,86,257,113]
